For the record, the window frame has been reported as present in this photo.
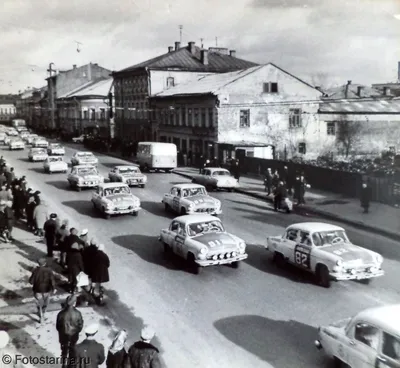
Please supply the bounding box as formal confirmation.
[353,322,381,351]
[166,77,175,88]
[381,331,400,361]
[327,122,336,135]
[263,82,279,93]
[298,142,306,154]
[240,109,250,128]
[289,108,302,128]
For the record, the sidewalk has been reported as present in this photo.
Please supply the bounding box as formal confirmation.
[173,167,400,241]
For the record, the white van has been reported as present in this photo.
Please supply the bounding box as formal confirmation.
[136,142,177,172]
[12,119,27,132]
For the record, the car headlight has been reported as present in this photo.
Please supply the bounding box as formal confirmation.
[188,203,195,209]
[142,175,147,182]
[78,177,84,183]
[375,254,383,264]
[238,242,246,253]
[214,200,221,208]
[336,260,343,267]
[200,248,207,254]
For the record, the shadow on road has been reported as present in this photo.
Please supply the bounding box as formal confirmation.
[140,201,175,219]
[46,180,70,191]
[62,200,100,218]
[27,167,45,174]
[18,157,31,163]
[214,315,329,368]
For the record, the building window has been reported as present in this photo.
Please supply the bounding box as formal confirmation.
[100,108,106,120]
[240,109,250,128]
[193,108,199,127]
[298,142,306,154]
[327,122,335,135]
[181,108,186,126]
[175,108,180,125]
[90,108,96,120]
[83,110,88,119]
[188,108,193,126]
[289,109,302,128]
[169,110,174,125]
[263,82,279,93]
[166,77,175,88]
[201,108,206,127]
[208,108,213,127]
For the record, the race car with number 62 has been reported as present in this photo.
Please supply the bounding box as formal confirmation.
[265,222,384,288]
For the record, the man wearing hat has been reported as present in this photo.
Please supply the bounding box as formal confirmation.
[71,323,105,368]
[44,213,58,257]
[29,258,56,323]
[80,229,89,246]
[124,326,161,368]
[56,294,84,367]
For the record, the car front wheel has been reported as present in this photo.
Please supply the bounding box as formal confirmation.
[187,253,201,275]
[231,261,240,268]
[316,265,331,288]
[132,211,138,217]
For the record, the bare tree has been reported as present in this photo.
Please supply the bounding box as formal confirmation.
[336,116,362,157]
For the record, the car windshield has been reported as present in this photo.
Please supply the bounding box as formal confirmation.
[187,220,224,237]
[32,148,46,153]
[104,186,131,196]
[212,170,230,176]
[312,230,349,246]
[49,157,62,162]
[77,167,97,175]
[51,144,61,148]
[77,153,93,157]
[119,167,139,173]
[181,187,206,197]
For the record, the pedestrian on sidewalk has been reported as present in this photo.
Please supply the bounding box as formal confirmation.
[0,201,10,243]
[273,182,286,212]
[271,170,280,191]
[82,238,99,294]
[12,183,25,220]
[264,168,272,195]
[4,201,15,241]
[91,244,110,304]
[80,228,90,246]
[232,160,241,182]
[33,199,48,237]
[29,258,56,324]
[124,326,161,368]
[360,182,372,214]
[0,183,13,202]
[294,174,309,205]
[56,294,84,367]
[26,195,36,231]
[57,219,70,268]
[44,213,58,258]
[67,229,85,294]
[71,324,105,368]
[5,167,15,186]
[106,330,127,368]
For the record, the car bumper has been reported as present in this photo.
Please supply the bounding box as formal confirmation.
[77,182,101,188]
[216,183,238,189]
[31,156,47,161]
[104,206,141,215]
[50,151,65,155]
[189,208,222,215]
[10,146,24,149]
[48,166,67,172]
[196,253,248,266]
[314,340,322,350]
[330,269,384,281]
[126,179,146,186]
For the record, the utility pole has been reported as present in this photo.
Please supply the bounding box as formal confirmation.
[200,38,204,48]
[47,63,55,132]
[179,25,183,43]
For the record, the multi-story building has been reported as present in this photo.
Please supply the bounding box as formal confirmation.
[0,94,18,122]
[112,41,258,142]
[150,63,323,161]
[57,78,114,137]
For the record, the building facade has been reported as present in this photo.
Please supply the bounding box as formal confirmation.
[112,41,259,142]
[0,94,18,122]
[150,63,323,161]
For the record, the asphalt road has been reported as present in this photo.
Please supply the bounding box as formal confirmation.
[4,142,400,368]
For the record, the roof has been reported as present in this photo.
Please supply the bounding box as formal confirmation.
[114,164,139,169]
[355,304,400,334]
[323,84,386,99]
[319,98,400,114]
[99,182,129,189]
[288,222,344,232]
[172,183,206,189]
[115,45,258,74]
[75,151,94,155]
[174,214,221,224]
[58,78,112,99]
[153,63,319,97]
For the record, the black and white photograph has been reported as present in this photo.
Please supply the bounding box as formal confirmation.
[0,0,400,367]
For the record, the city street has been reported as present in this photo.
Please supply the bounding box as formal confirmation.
[4,143,400,368]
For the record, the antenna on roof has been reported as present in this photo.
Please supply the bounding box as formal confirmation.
[179,25,183,43]
[215,37,218,47]
[200,38,204,48]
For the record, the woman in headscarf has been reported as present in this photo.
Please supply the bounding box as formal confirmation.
[106,329,127,368]
[91,244,110,303]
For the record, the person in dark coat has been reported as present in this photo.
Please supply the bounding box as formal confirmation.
[44,213,58,258]
[124,326,161,368]
[264,168,273,195]
[71,324,105,368]
[0,183,12,202]
[4,167,15,186]
[82,239,99,294]
[12,183,26,220]
[26,195,36,231]
[56,294,84,367]
[56,219,70,268]
[67,228,85,293]
[106,330,127,368]
[231,160,240,182]
[271,170,280,190]
[29,258,56,323]
[4,201,14,241]
[0,201,9,242]
[91,244,110,303]
[0,173,6,188]
[273,181,287,212]
[360,182,372,213]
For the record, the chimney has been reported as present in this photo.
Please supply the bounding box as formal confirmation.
[383,86,391,96]
[175,42,181,50]
[200,50,209,65]
[229,50,236,57]
[188,41,196,54]
[357,86,363,97]
[73,64,77,69]
[344,80,352,99]
[168,46,174,53]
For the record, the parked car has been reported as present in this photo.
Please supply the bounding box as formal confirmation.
[72,134,86,143]
[6,129,18,136]
[315,304,400,367]
[28,148,48,162]
[192,167,238,191]
[67,164,104,191]
[43,156,68,174]
[9,138,25,150]
[91,182,141,219]
[47,143,65,156]
[32,138,49,148]
[162,183,222,215]
[108,165,147,187]
[265,222,384,287]
[159,214,248,274]
[71,151,98,166]
[19,131,30,140]
[25,134,39,144]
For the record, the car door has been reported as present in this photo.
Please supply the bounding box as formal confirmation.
[279,228,299,260]
[172,188,181,212]
[293,231,313,272]
[172,222,186,257]
[377,332,400,367]
[92,188,101,208]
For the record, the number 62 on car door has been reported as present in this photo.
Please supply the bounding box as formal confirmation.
[294,244,311,269]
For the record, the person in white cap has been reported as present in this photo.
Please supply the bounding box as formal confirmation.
[80,229,89,246]
[71,323,105,368]
[106,329,127,368]
[125,326,161,368]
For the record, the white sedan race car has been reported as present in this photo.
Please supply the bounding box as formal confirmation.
[91,182,141,219]
[28,148,48,162]
[108,165,147,187]
[315,304,400,367]
[159,214,248,274]
[162,183,222,215]
[67,165,104,191]
[47,143,65,156]
[192,167,238,191]
[44,156,68,173]
[265,222,384,288]
[9,138,25,150]
[71,151,98,166]
[32,138,49,148]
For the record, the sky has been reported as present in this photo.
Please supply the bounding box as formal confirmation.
[0,0,399,94]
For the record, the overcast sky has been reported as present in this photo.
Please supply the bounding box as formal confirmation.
[0,0,399,94]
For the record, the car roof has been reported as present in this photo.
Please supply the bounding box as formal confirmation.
[355,304,400,335]
[75,151,93,155]
[173,214,221,224]
[115,164,139,169]
[48,155,63,159]
[98,182,129,189]
[288,222,345,233]
[204,167,229,171]
[73,164,96,168]
[172,183,206,189]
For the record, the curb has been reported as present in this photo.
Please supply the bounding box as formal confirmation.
[172,170,400,242]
